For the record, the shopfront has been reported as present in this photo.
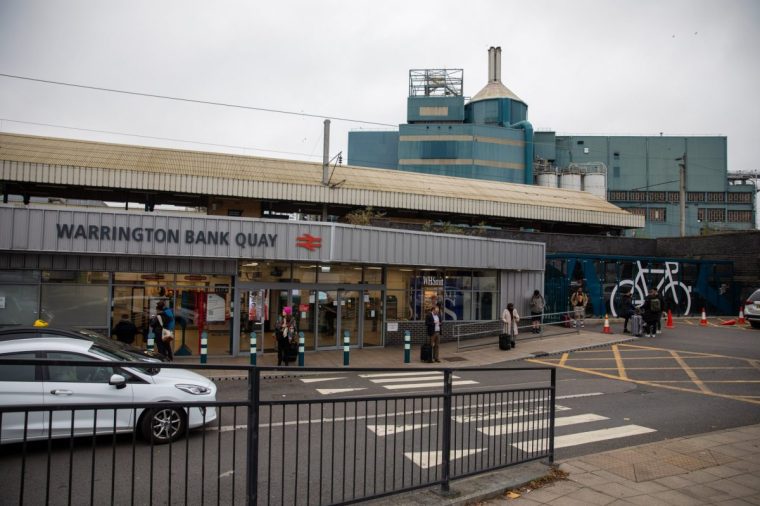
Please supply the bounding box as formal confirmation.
[0,205,545,355]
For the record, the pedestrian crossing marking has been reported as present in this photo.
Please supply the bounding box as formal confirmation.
[512,425,656,451]
[478,413,608,436]
[316,387,367,395]
[300,377,346,383]
[382,380,478,390]
[370,375,459,384]
[359,372,443,378]
[367,424,431,436]
[453,405,570,424]
[404,448,486,469]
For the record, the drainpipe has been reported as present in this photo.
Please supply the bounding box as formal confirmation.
[511,120,534,185]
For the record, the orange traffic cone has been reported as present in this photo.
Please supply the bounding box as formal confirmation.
[738,306,746,325]
[721,319,736,326]
[603,314,613,334]
[700,308,708,326]
[666,309,674,329]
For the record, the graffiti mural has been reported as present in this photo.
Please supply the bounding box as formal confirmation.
[545,255,736,318]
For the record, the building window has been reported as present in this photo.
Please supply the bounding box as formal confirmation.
[622,207,646,217]
[648,208,667,222]
[727,192,753,203]
[706,192,725,203]
[420,141,457,159]
[613,152,620,159]
[613,166,620,178]
[629,191,647,202]
[667,192,680,203]
[648,192,666,202]
[576,140,584,145]
[608,191,627,201]
[687,192,705,202]
[727,210,753,222]
[698,208,726,222]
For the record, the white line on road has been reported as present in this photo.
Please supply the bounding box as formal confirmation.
[512,425,656,451]
[367,424,432,436]
[453,405,570,424]
[370,375,460,384]
[359,372,444,378]
[556,392,604,400]
[478,413,608,436]
[316,387,368,395]
[219,470,235,479]
[404,448,486,469]
[382,380,479,390]
[300,377,347,383]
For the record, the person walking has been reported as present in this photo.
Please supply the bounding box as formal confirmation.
[621,292,635,334]
[111,314,138,345]
[529,290,545,334]
[276,307,298,366]
[570,287,588,328]
[502,303,520,348]
[150,301,174,361]
[642,288,663,338]
[425,304,442,363]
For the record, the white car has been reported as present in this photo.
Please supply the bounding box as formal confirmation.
[0,336,217,444]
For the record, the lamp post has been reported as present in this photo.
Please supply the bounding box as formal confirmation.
[676,154,687,237]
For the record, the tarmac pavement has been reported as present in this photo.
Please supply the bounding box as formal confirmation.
[175,320,760,504]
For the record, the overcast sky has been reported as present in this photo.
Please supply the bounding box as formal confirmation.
[1,0,759,173]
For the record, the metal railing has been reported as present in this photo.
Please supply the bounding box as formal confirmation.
[0,359,556,506]
[454,312,580,351]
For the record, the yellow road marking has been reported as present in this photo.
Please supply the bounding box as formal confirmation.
[639,380,760,384]
[558,352,569,367]
[526,358,760,406]
[542,356,734,361]
[612,344,627,380]
[669,350,711,393]
[559,366,758,371]
[750,360,760,373]
[684,320,695,325]
[619,343,753,361]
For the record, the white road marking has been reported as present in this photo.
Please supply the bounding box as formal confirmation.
[404,448,486,469]
[478,413,608,436]
[370,375,460,384]
[512,425,656,451]
[300,377,346,383]
[359,372,444,378]
[219,470,235,479]
[382,380,479,390]
[367,424,432,436]
[316,387,368,395]
[556,392,604,400]
[454,405,570,424]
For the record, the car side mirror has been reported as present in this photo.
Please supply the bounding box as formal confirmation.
[109,374,127,389]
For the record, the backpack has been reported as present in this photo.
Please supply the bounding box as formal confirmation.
[650,298,661,312]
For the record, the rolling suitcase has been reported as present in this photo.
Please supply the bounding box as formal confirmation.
[499,333,511,350]
[631,314,643,337]
[420,343,433,363]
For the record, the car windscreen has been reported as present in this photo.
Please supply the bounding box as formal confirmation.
[750,290,760,302]
[88,344,159,376]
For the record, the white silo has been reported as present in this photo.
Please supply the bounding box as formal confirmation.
[559,171,582,191]
[536,172,558,188]
[583,172,607,199]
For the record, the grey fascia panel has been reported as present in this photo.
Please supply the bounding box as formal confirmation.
[1,206,544,271]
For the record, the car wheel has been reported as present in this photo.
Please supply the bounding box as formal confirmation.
[141,407,186,444]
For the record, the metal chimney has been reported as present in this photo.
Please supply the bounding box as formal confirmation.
[488,46,502,83]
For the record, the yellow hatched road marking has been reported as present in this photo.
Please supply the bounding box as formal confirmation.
[558,352,569,367]
[669,350,711,393]
[618,343,754,361]
[639,380,760,384]
[612,344,627,380]
[565,366,758,371]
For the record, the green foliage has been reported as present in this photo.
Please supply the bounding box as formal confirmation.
[343,207,386,226]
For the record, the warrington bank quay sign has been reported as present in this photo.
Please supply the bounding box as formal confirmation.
[56,224,278,248]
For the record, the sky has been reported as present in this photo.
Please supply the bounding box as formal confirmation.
[1,0,759,173]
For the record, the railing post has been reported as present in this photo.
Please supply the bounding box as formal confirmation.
[200,331,208,364]
[343,330,350,366]
[403,330,411,364]
[246,366,261,506]
[548,367,556,464]
[147,330,155,352]
[250,332,257,366]
[440,369,453,494]
[298,331,305,367]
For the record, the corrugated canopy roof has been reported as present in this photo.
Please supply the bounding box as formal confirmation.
[0,133,642,228]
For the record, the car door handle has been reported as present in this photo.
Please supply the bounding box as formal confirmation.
[50,389,73,396]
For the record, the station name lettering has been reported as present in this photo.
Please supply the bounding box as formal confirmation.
[56,224,277,248]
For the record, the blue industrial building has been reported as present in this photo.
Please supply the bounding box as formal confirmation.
[348,47,756,238]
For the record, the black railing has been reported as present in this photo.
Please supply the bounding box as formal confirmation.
[0,359,555,505]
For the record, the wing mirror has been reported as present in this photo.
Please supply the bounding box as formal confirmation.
[109,374,127,389]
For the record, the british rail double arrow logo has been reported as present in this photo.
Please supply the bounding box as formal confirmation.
[296,233,322,251]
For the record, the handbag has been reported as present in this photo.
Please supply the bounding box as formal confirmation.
[162,328,174,342]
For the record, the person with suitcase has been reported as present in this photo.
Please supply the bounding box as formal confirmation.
[621,291,636,334]
[631,310,644,337]
[424,304,441,363]
[501,302,520,349]
[642,288,663,338]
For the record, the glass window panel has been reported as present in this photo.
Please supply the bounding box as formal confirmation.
[47,352,114,383]
[0,284,39,326]
[0,270,40,283]
[475,292,497,320]
[445,271,472,290]
[363,267,383,284]
[0,352,37,381]
[41,284,109,328]
[317,264,362,284]
[473,270,497,290]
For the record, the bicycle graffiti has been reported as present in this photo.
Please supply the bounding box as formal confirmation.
[609,261,692,317]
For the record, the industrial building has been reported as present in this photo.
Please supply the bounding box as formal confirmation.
[348,47,757,238]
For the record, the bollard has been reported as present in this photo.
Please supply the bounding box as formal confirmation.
[250,332,257,366]
[343,330,350,366]
[404,330,411,364]
[298,331,305,367]
[147,330,155,352]
[200,330,208,364]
